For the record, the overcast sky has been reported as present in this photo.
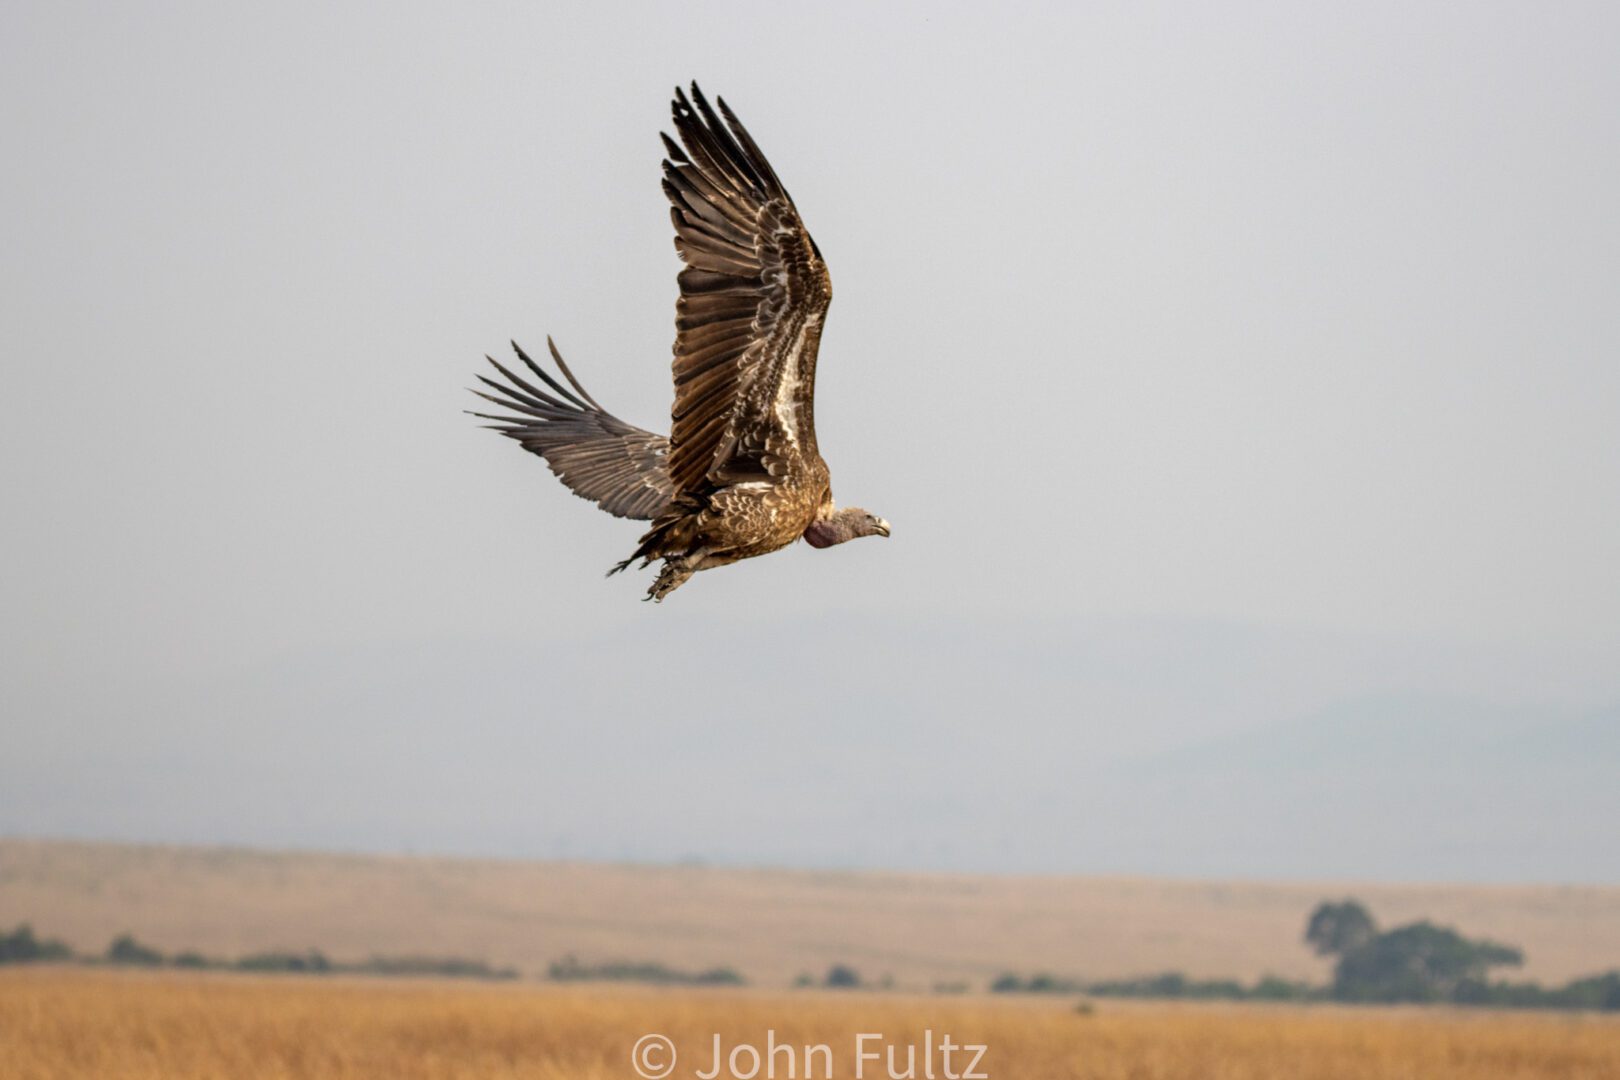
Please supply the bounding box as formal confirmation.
[3,2,1617,881]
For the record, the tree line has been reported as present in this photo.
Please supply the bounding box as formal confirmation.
[990,899,1620,1011]
[547,954,744,986]
[0,924,517,980]
[1306,899,1620,1010]
[10,900,1620,1009]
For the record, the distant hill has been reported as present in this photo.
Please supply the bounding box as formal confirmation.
[5,617,1617,883]
[1092,697,1620,881]
[3,838,1619,987]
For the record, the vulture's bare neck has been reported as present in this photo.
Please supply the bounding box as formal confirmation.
[803,507,890,548]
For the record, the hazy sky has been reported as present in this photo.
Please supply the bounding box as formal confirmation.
[3,3,1617,881]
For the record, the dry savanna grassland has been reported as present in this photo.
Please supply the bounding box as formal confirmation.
[6,839,1620,987]
[5,967,1620,1080]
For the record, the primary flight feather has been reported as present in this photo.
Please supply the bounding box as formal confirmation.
[471,83,889,601]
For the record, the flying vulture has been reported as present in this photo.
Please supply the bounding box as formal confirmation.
[471,84,890,601]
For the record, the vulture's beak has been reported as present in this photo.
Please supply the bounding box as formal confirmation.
[876,519,891,538]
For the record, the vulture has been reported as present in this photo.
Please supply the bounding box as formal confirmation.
[471,84,890,601]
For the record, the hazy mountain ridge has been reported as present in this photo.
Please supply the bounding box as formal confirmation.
[1138,695,1620,773]
[1094,697,1620,880]
[5,617,1616,880]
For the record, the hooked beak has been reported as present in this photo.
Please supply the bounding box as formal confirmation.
[875,518,891,538]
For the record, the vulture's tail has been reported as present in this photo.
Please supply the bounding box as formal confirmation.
[469,339,675,522]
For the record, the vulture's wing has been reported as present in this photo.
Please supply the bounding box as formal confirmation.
[471,339,673,521]
[662,83,833,497]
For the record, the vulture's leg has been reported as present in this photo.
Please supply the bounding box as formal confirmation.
[646,556,697,602]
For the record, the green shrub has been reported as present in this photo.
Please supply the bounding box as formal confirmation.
[0,924,73,964]
[823,964,862,989]
[352,955,518,980]
[170,951,219,969]
[106,934,163,966]
[547,955,744,986]
[235,950,331,973]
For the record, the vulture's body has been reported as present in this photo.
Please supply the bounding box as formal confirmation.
[473,85,889,600]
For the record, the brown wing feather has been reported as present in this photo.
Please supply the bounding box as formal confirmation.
[470,339,673,521]
[662,83,832,497]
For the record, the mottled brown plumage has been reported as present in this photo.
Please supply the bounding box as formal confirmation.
[472,83,889,601]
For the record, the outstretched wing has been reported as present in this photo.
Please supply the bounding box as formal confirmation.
[661,83,832,498]
[471,339,673,521]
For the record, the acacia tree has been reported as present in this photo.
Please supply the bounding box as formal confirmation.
[1305,900,1526,1003]
[1304,900,1378,957]
[1333,921,1523,1002]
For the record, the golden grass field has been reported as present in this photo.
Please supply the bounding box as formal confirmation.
[4,967,1620,1080]
[6,839,1620,987]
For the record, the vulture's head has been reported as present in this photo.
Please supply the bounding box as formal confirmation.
[803,507,891,549]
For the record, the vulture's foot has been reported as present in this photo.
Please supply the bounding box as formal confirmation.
[646,558,695,602]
